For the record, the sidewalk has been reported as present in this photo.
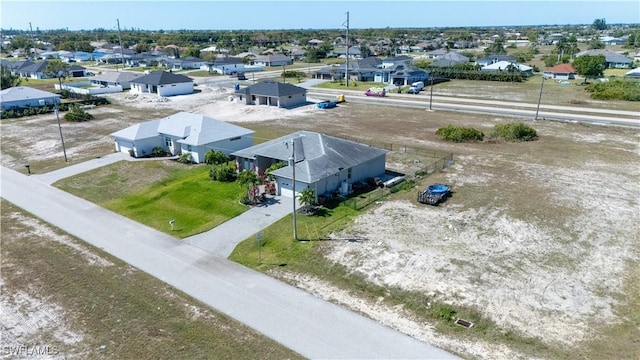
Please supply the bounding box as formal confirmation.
[32,152,128,185]
[185,195,295,257]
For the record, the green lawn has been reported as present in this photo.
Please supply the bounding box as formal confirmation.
[104,165,248,238]
[56,162,248,238]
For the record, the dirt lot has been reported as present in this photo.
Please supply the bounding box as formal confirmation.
[2,82,638,359]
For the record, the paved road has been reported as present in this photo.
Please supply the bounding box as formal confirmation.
[307,89,640,127]
[1,166,457,360]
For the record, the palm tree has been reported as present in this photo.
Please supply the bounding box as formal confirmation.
[237,169,261,203]
[298,188,316,214]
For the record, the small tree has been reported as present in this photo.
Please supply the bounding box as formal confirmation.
[177,152,193,164]
[1,66,21,89]
[573,55,606,83]
[592,18,608,31]
[45,59,69,90]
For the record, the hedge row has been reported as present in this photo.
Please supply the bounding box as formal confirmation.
[436,122,537,142]
[1,97,110,119]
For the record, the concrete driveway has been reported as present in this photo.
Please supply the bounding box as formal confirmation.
[1,166,457,359]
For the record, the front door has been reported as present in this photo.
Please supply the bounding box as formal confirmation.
[166,137,175,155]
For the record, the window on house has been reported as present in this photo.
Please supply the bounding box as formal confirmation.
[230,136,241,141]
[187,145,192,151]
[348,168,352,179]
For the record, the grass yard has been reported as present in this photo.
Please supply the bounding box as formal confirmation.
[315,81,388,91]
[56,162,248,238]
[0,201,303,360]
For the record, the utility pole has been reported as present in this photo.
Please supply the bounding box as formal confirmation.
[290,139,298,240]
[54,103,68,162]
[429,76,434,110]
[116,19,125,72]
[29,22,34,59]
[534,76,545,120]
[344,11,349,87]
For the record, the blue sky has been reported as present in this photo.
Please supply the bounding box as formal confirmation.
[1,0,638,31]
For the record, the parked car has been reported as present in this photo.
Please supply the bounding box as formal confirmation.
[407,88,420,94]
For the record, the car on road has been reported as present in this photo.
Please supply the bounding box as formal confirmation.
[407,88,420,94]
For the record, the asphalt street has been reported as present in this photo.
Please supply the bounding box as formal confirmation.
[1,166,458,359]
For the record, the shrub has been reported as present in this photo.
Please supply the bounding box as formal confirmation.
[586,79,640,101]
[436,124,484,142]
[177,152,194,164]
[491,122,537,141]
[430,303,457,321]
[63,104,93,122]
[152,146,167,157]
[209,164,236,182]
[204,149,229,165]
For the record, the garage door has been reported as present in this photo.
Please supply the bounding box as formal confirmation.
[117,140,134,154]
[278,179,293,198]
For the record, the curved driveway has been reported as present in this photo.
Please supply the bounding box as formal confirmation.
[1,166,457,360]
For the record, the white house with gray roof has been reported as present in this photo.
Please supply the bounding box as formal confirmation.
[232,131,387,198]
[111,112,254,162]
[1,86,61,111]
[129,71,194,96]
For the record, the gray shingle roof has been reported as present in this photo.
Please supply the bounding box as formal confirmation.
[130,71,193,85]
[232,131,387,183]
[243,81,306,97]
[576,49,632,64]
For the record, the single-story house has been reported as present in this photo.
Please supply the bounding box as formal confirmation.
[252,54,292,67]
[475,54,517,67]
[543,64,577,80]
[376,62,430,85]
[231,130,388,198]
[202,56,246,74]
[111,111,254,162]
[431,52,470,67]
[575,49,633,69]
[16,61,49,79]
[0,86,61,111]
[481,61,533,75]
[68,65,87,77]
[625,67,640,80]
[168,56,207,70]
[129,71,194,97]
[425,49,448,59]
[239,81,307,108]
[90,71,143,89]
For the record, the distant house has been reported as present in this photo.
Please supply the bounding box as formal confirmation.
[16,61,49,79]
[252,54,292,67]
[625,67,640,80]
[232,130,387,198]
[129,71,194,97]
[376,62,430,85]
[431,52,470,67]
[425,49,448,59]
[475,54,517,67]
[290,48,307,60]
[168,56,207,70]
[68,65,87,77]
[0,86,61,111]
[575,49,633,69]
[202,56,246,74]
[111,112,254,162]
[543,64,577,80]
[308,39,324,47]
[481,61,533,75]
[90,71,143,90]
[239,81,307,108]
